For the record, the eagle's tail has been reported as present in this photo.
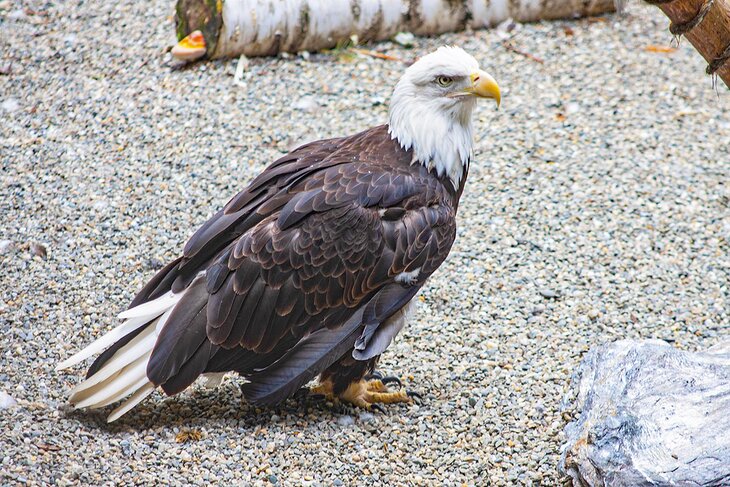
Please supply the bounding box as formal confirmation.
[56,291,181,422]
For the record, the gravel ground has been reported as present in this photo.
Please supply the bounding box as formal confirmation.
[2,1,729,485]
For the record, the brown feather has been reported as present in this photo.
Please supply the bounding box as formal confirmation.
[108,125,466,402]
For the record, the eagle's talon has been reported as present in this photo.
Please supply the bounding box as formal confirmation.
[370,403,386,414]
[310,381,336,402]
[406,390,423,401]
[364,371,383,381]
[364,371,401,387]
[380,375,402,387]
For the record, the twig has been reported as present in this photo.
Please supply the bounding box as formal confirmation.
[645,45,677,53]
[501,41,544,64]
[350,48,405,63]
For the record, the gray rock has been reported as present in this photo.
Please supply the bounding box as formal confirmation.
[0,391,17,410]
[393,32,415,47]
[7,9,26,20]
[539,288,559,299]
[2,97,20,113]
[560,339,730,486]
[292,96,318,112]
[358,411,376,423]
[565,102,581,114]
[30,242,47,259]
[337,415,355,427]
[0,240,14,254]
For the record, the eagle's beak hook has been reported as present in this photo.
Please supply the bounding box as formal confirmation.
[470,70,501,108]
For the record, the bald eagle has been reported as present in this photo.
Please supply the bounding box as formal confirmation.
[57,46,501,422]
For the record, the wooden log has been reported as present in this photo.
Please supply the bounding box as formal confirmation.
[172,0,616,61]
[560,339,730,486]
[647,0,730,88]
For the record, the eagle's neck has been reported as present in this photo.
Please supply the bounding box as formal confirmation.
[387,97,475,188]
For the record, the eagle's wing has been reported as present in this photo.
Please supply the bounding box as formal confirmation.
[141,130,455,400]
[146,148,456,399]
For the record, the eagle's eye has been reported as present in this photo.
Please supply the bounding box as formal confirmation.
[435,76,453,87]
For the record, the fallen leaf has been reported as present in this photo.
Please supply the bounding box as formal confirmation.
[645,45,677,53]
[175,429,203,443]
[24,8,49,16]
[674,110,697,119]
[36,442,60,452]
[350,48,404,63]
[30,242,47,259]
[501,41,544,64]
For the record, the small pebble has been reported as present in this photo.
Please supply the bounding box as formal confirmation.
[539,288,560,299]
[337,415,355,427]
[2,98,20,113]
[292,96,318,112]
[0,240,14,254]
[359,411,376,423]
[0,391,17,410]
[393,32,415,47]
[30,243,47,259]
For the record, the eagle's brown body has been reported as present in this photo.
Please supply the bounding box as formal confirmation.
[86,125,466,406]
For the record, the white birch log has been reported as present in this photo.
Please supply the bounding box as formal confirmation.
[173,0,615,60]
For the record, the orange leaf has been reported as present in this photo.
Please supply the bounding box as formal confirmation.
[645,45,677,53]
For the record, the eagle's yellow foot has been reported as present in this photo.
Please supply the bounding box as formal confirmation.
[310,378,413,410]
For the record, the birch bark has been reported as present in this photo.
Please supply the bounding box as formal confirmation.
[174,0,615,60]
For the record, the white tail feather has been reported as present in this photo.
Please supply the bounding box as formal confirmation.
[107,383,155,423]
[71,354,150,409]
[59,290,186,422]
[69,324,157,396]
[55,314,152,371]
[87,375,151,409]
[117,291,177,320]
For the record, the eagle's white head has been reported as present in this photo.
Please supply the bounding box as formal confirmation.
[388,46,500,187]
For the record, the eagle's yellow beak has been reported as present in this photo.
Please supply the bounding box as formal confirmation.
[468,70,501,108]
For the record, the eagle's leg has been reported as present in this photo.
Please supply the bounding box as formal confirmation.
[339,379,410,408]
[311,378,410,409]
[312,353,413,409]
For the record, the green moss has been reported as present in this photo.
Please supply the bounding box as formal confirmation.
[174,0,223,57]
